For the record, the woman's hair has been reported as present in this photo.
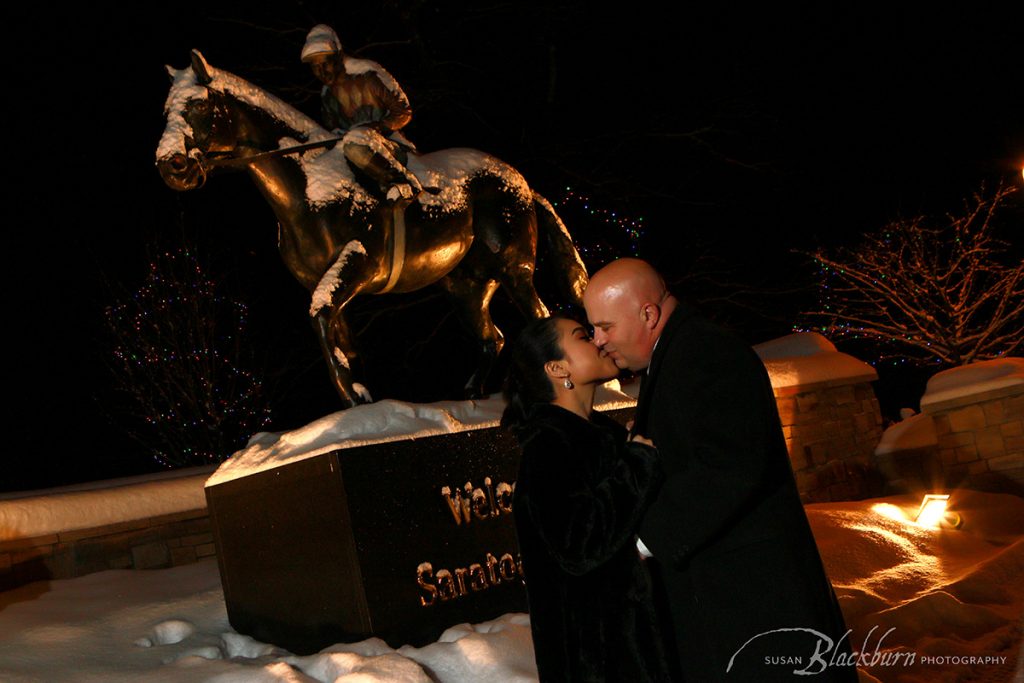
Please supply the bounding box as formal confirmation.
[501,316,566,430]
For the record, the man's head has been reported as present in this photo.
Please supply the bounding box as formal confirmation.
[301,24,344,84]
[582,258,677,372]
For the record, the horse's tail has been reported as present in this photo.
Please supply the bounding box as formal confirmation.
[532,192,588,309]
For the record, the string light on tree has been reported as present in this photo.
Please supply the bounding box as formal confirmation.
[105,249,272,468]
[552,186,645,266]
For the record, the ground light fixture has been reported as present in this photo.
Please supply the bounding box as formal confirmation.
[914,493,962,529]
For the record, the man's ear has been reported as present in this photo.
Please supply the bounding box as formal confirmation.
[641,303,661,329]
[544,360,568,380]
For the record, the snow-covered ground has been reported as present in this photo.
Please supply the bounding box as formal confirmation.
[2,492,1020,682]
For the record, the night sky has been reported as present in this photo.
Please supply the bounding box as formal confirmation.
[6,3,1022,491]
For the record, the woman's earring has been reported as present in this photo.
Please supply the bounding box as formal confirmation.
[564,377,574,390]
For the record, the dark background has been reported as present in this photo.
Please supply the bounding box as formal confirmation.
[6,2,1022,491]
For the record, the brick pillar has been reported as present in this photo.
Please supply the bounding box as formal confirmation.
[922,384,1024,494]
[774,376,884,503]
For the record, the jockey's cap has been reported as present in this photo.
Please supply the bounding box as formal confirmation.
[301,24,342,62]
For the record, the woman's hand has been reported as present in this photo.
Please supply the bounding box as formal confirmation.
[629,433,655,448]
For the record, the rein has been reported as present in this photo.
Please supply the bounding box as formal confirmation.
[202,137,342,169]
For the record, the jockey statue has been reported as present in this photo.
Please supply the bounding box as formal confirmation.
[301,24,424,206]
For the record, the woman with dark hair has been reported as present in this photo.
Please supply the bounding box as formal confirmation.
[502,316,673,682]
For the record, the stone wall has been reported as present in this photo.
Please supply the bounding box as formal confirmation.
[0,507,212,591]
[775,378,884,503]
[922,384,1024,494]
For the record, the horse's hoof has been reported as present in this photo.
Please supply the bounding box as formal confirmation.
[463,385,486,401]
[352,382,374,404]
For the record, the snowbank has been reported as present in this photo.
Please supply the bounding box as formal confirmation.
[754,332,877,389]
[920,358,1024,408]
[806,490,1024,682]
[206,383,635,487]
[875,412,938,455]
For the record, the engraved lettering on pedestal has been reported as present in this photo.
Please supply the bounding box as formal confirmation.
[453,567,470,595]
[486,552,500,585]
[436,569,458,601]
[441,485,472,525]
[417,562,437,607]
[416,551,524,607]
[498,552,518,582]
[471,486,489,520]
[469,563,488,591]
[495,482,513,514]
[440,478,516,525]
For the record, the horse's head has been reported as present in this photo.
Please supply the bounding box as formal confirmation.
[156,50,244,191]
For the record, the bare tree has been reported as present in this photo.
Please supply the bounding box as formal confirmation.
[104,249,272,468]
[800,183,1022,366]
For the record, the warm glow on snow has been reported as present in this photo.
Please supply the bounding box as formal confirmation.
[871,502,912,523]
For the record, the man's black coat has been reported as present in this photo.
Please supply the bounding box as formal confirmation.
[633,304,857,682]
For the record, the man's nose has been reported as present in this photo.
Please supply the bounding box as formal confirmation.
[591,329,607,347]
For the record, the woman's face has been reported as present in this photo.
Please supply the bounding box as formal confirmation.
[554,318,620,385]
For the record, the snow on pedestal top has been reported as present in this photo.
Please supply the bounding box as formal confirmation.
[753,331,877,389]
[205,382,636,488]
[919,357,1024,408]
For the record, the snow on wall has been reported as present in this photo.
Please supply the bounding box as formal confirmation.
[0,473,209,542]
[920,357,1024,408]
[753,332,877,389]
[754,331,837,359]
[206,382,635,488]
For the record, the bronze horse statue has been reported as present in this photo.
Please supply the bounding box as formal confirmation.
[157,51,588,407]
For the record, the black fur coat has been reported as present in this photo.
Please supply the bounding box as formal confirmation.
[512,403,673,682]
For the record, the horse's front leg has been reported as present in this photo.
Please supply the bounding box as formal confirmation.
[309,242,374,408]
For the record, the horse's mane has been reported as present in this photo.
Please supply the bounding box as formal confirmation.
[157,60,332,162]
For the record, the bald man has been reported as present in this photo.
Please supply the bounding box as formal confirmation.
[584,258,855,682]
